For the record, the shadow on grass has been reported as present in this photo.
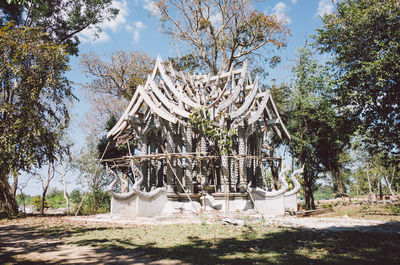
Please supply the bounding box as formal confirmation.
[1,219,399,264]
[69,221,400,265]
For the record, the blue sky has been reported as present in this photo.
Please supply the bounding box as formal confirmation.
[67,0,337,145]
[23,0,338,196]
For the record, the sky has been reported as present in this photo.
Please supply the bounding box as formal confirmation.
[22,0,337,196]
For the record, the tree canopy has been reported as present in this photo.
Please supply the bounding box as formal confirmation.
[285,46,353,209]
[156,0,289,74]
[0,23,73,214]
[316,0,400,164]
[0,0,118,55]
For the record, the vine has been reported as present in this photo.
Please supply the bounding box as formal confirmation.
[189,107,237,155]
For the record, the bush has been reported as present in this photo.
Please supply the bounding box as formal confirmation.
[16,194,32,207]
[31,195,49,211]
[46,188,66,209]
[69,189,82,204]
[75,189,110,215]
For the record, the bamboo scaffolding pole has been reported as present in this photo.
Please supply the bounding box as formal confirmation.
[161,146,199,214]
[101,154,283,163]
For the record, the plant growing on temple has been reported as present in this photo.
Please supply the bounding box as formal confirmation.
[189,107,237,155]
[316,0,400,166]
[156,0,290,75]
[0,23,73,215]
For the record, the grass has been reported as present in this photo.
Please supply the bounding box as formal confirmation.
[71,224,400,263]
[1,202,400,265]
[320,202,400,222]
[51,222,400,264]
[2,216,398,265]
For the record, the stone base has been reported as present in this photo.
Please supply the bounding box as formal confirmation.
[250,192,286,216]
[110,191,297,217]
[284,194,298,213]
[110,190,168,218]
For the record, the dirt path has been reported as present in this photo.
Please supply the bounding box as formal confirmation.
[0,223,186,265]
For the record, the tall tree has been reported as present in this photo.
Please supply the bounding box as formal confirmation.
[0,1,117,215]
[316,0,400,164]
[0,23,72,215]
[156,0,289,74]
[286,46,353,209]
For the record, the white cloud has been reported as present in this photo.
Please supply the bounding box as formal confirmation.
[126,21,147,43]
[209,11,222,26]
[143,0,161,16]
[316,0,336,17]
[101,0,129,32]
[78,26,111,44]
[291,0,298,3]
[272,2,291,24]
[78,0,129,44]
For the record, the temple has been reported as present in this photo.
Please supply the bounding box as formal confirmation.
[104,56,303,217]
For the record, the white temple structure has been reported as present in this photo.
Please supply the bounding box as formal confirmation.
[104,56,303,217]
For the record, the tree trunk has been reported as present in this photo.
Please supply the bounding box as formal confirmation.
[302,168,315,210]
[383,174,397,198]
[333,170,346,196]
[0,167,18,216]
[378,178,383,200]
[63,174,69,214]
[40,164,53,215]
[12,173,18,197]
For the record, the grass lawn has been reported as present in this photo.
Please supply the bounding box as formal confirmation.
[1,215,399,265]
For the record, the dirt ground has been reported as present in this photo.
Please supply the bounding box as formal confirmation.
[1,213,399,265]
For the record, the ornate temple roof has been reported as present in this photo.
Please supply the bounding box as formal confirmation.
[107,56,290,141]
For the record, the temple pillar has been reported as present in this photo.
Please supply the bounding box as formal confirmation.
[221,155,229,192]
[164,124,175,193]
[238,128,247,192]
[149,132,157,188]
[175,126,184,192]
[184,127,193,193]
[139,134,149,190]
[200,136,208,187]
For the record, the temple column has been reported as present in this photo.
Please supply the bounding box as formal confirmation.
[238,128,247,192]
[149,132,157,189]
[175,126,184,192]
[184,127,193,193]
[164,124,175,193]
[200,136,208,187]
[221,155,229,192]
[139,134,149,190]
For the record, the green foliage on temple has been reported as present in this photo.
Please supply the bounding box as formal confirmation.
[189,107,237,155]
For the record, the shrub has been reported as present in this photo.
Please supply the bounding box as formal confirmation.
[31,195,49,211]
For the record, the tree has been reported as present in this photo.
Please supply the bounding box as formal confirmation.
[285,45,353,209]
[72,139,111,214]
[1,0,118,55]
[316,0,400,164]
[0,0,118,215]
[0,23,72,215]
[156,0,289,74]
[80,51,154,134]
